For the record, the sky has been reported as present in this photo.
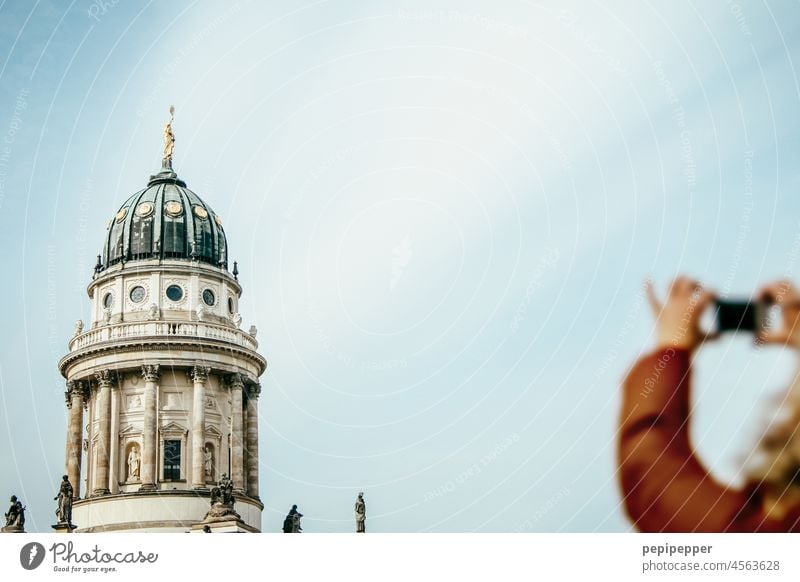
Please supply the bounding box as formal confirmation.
[1,0,800,533]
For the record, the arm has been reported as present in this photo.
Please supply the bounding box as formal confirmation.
[618,347,750,531]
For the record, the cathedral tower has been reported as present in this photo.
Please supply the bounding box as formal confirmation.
[57,114,266,532]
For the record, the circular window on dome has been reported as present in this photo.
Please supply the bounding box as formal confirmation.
[194,206,209,219]
[102,292,113,309]
[228,297,234,314]
[130,285,146,303]
[214,214,223,227]
[164,200,183,217]
[202,289,215,306]
[136,202,154,217]
[115,208,127,223]
[166,284,184,302]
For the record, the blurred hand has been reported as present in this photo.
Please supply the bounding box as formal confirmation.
[757,280,800,349]
[646,277,716,352]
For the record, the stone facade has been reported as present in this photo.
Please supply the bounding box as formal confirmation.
[57,160,266,533]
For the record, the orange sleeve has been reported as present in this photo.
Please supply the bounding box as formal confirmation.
[617,348,760,532]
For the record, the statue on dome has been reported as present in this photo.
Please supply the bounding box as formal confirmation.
[163,105,175,162]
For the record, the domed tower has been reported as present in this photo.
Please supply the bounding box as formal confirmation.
[57,113,266,532]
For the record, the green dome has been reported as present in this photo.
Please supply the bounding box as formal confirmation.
[97,163,228,272]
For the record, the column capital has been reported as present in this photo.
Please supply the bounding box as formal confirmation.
[94,369,117,387]
[64,380,89,408]
[226,373,245,389]
[141,364,160,382]
[246,382,261,399]
[188,365,210,383]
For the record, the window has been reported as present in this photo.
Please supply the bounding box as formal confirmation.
[202,289,215,306]
[102,292,113,309]
[130,214,154,258]
[130,286,146,303]
[166,284,184,302]
[228,297,234,314]
[163,440,181,481]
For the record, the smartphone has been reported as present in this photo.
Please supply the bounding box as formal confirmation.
[712,299,770,334]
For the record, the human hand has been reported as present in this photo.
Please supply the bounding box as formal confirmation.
[646,277,716,352]
[756,280,800,349]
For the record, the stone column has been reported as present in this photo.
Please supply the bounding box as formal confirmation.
[64,381,87,499]
[189,365,210,489]
[227,373,245,492]
[109,381,120,494]
[92,370,115,496]
[245,382,261,499]
[140,364,160,491]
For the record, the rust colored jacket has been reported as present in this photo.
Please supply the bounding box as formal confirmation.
[618,347,800,532]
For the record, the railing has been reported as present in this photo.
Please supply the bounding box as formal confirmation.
[68,320,258,352]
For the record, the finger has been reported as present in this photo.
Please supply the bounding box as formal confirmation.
[671,276,690,296]
[761,280,795,304]
[696,288,716,312]
[645,278,662,314]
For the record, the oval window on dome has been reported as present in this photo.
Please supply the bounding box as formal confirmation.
[136,202,154,217]
[115,208,127,222]
[164,200,183,217]
[130,286,146,303]
[202,289,215,306]
[194,206,209,219]
[102,292,113,309]
[166,284,184,302]
[228,297,234,314]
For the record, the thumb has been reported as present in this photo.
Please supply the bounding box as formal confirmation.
[757,328,791,346]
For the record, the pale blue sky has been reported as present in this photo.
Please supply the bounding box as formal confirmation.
[1,0,800,532]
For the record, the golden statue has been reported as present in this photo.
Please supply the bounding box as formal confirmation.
[163,105,175,161]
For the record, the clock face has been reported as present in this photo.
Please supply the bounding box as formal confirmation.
[115,208,127,222]
[136,202,154,217]
[164,200,183,217]
[202,289,215,306]
[194,206,209,219]
[130,286,146,303]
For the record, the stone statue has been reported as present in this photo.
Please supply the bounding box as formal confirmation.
[203,474,240,522]
[127,445,140,481]
[54,475,73,525]
[196,305,206,322]
[232,312,242,328]
[73,320,83,337]
[163,105,175,161]
[248,325,257,338]
[355,492,366,533]
[102,307,112,325]
[3,495,25,530]
[204,446,213,478]
[147,303,159,320]
[283,504,303,533]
